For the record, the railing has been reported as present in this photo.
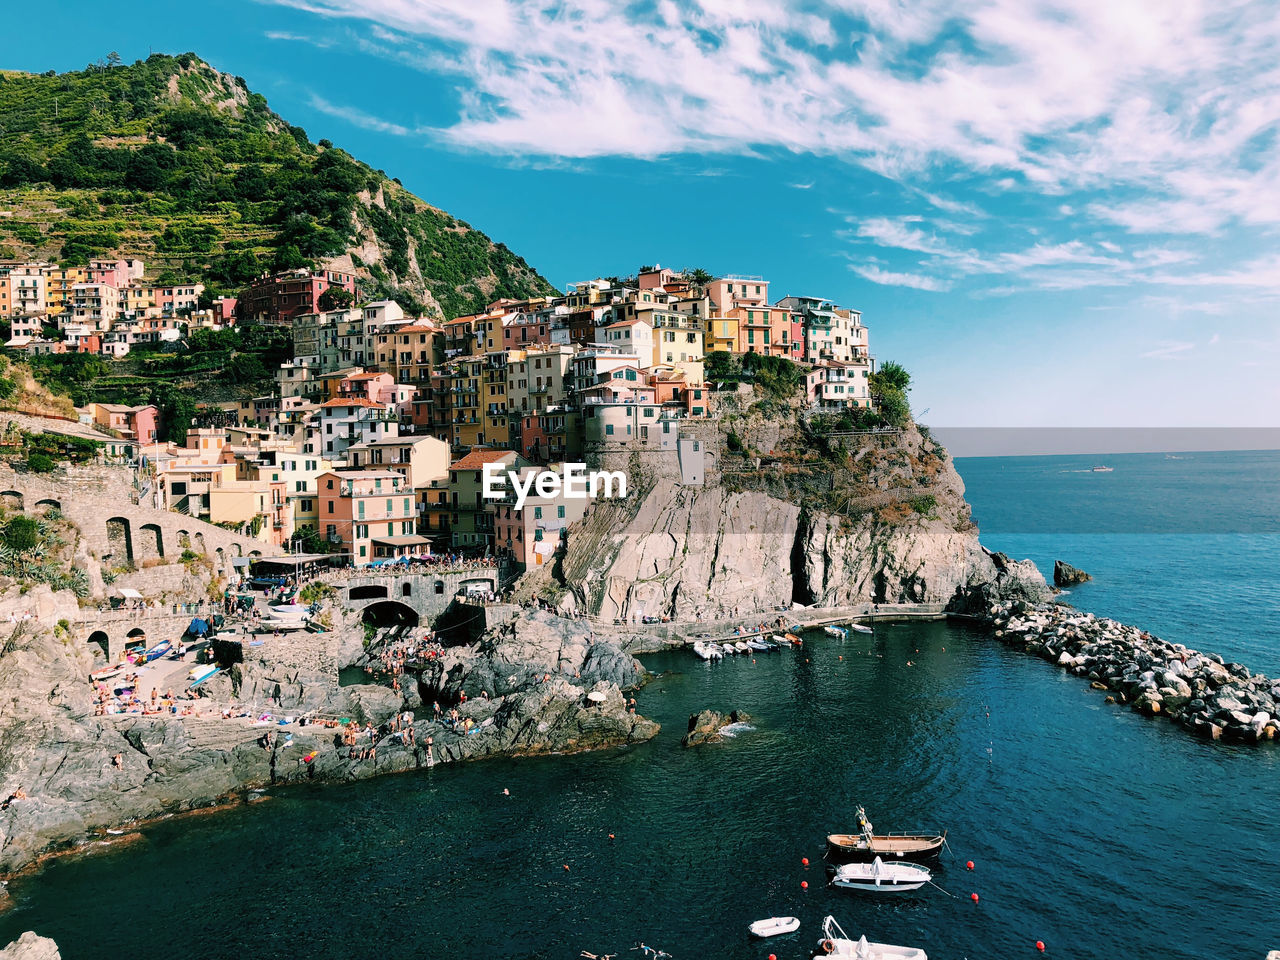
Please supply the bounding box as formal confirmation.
[75,601,221,624]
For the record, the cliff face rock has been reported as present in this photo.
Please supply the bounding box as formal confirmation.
[529,422,1047,621]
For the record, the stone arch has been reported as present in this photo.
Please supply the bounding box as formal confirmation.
[194,531,206,556]
[177,529,191,549]
[215,546,225,572]
[105,516,133,564]
[34,498,61,514]
[360,600,419,628]
[401,581,412,597]
[0,490,23,512]
[137,523,164,560]
[232,543,243,557]
[349,583,388,602]
[249,550,262,558]
[124,627,148,652]
[87,630,110,658]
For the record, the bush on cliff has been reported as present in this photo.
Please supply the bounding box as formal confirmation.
[3,515,40,552]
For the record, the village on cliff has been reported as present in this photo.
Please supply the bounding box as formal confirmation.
[0,257,878,573]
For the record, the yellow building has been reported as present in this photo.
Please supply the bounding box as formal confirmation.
[704,316,739,353]
[449,356,484,449]
[482,352,509,448]
[42,266,88,316]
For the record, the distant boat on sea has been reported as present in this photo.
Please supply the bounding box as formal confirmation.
[1091,465,1114,472]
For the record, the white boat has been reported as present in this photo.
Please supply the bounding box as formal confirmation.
[734,641,751,654]
[187,664,220,685]
[693,641,722,660]
[747,639,771,651]
[824,626,847,638]
[814,916,927,960]
[770,633,787,644]
[266,603,309,623]
[1091,465,1113,472]
[848,623,873,635]
[830,856,931,893]
[750,916,800,938]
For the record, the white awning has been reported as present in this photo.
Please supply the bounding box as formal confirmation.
[117,588,143,599]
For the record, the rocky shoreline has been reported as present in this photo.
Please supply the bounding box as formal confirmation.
[0,603,657,879]
[981,599,1280,743]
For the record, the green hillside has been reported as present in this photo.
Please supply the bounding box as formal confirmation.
[0,52,556,317]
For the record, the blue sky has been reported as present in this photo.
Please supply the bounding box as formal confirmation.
[24,0,1280,429]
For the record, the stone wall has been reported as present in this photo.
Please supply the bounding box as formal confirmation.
[0,463,278,587]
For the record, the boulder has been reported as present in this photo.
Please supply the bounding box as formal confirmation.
[681,709,752,748]
[0,933,61,960]
[1053,561,1092,587]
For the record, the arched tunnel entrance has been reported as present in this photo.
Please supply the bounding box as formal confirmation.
[360,600,419,630]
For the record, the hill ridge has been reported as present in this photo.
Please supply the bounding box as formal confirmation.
[0,52,555,317]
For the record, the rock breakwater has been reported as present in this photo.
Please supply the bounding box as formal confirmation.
[985,601,1279,743]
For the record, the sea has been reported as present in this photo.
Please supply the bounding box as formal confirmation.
[1,449,1278,960]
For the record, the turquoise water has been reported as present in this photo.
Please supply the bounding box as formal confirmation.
[955,449,1280,675]
[2,452,1278,959]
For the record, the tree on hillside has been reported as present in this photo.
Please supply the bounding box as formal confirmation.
[874,361,911,393]
[870,361,912,428]
[107,52,122,68]
[318,286,354,311]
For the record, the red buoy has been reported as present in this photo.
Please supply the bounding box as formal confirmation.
[769,954,777,960]
[971,893,979,902]
[1036,942,1045,953]
[563,864,570,871]
[608,833,615,840]
[801,880,809,890]
[966,860,974,870]
[802,857,810,866]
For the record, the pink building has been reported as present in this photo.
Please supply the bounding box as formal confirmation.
[91,403,158,443]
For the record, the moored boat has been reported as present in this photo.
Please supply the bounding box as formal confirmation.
[750,916,800,938]
[825,807,946,863]
[734,641,751,654]
[830,856,931,893]
[785,632,802,645]
[823,625,847,638]
[747,638,771,651]
[693,641,722,660]
[813,916,926,960]
[847,623,873,635]
[142,640,171,663]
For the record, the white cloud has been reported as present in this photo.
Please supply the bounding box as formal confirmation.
[269,0,1280,303]
[307,94,414,136]
[1141,340,1196,360]
[850,264,948,291]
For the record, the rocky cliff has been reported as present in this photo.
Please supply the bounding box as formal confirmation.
[520,401,1049,620]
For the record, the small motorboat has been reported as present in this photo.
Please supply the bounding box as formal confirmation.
[693,641,722,660]
[813,916,926,960]
[750,916,800,938]
[848,623,873,635]
[90,666,122,683]
[823,626,847,638]
[266,603,309,623]
[830,856,931,893]
[747,639,771,651]
[1091,465,1113,472]
[825,807,946,864]
[734,641,751,654]
[785,632,802,645]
